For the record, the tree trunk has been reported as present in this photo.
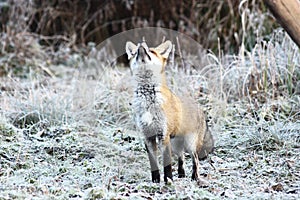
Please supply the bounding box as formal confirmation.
[264,0,300,48]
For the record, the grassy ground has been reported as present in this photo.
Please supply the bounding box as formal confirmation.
[0,29,300,199]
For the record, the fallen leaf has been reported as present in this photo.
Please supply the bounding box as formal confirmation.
[271,183,284,192]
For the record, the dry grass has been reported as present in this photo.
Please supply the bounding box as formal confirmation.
[1,0,276,54]
[0,0,300,199]
[1,28,299,199]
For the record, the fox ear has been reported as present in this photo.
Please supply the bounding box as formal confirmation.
[154,40,173,59]
[125,41,138,60]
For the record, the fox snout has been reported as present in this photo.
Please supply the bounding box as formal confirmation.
[137,45,151,63]
[136,43,151,63]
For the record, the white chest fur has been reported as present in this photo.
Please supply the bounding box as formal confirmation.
[132,83,166,139]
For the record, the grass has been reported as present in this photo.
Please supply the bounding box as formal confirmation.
[0,27,299,199]
[0,1,299,197]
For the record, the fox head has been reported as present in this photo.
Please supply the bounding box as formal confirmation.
[125,40,172,78]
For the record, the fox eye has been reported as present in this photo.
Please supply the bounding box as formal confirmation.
[150,50,157,55]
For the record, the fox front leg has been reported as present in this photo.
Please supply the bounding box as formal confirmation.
[145,138,160,183]
[162,142,173,183]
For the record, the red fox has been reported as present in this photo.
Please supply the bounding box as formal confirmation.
[125,39,214,183]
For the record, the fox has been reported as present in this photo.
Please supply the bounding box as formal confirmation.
[125,39,214,183]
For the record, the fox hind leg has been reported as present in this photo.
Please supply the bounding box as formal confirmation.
[170,136,185,178]
[178,153,186,178]
[191,152,200,180]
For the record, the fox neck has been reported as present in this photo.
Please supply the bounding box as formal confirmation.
[134,68,167,88]
[133,68,167,105]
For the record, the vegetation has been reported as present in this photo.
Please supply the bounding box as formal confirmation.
[1,0,277,53]
[0,0,299,199]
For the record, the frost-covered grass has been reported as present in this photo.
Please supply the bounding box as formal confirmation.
[1,30,300,199]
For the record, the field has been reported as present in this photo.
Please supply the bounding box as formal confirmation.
[0,23,299,200]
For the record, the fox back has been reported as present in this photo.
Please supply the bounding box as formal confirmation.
[126,40,214,183]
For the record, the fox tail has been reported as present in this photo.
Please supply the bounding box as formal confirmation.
[198,128,214,160]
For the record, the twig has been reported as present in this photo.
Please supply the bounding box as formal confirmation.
[176,37,186,72]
